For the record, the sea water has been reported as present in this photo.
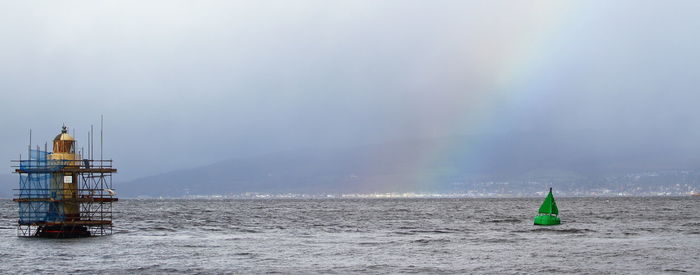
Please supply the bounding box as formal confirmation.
[0,197,698,274]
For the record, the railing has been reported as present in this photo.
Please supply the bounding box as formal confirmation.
[11,159,114,172]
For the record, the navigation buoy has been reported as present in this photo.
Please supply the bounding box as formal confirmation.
[534,188,560,226]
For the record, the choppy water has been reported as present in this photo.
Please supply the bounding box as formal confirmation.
[0,197,698,274]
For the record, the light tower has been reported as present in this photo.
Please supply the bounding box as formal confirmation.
[50,126,80,223]
[13,125,117,238]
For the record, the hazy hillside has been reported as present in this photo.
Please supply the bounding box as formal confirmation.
[0,173,15,198]
[119,135,700,197]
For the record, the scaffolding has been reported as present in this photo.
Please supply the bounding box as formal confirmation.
[12,126,117,238]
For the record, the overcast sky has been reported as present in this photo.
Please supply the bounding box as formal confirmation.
[1,1,700,180]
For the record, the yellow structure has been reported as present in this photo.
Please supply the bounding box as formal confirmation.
[49,126,78,161]
[49,126,80,221]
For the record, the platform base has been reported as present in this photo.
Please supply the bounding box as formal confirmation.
[35,225,91,238]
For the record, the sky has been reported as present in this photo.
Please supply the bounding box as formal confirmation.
[1,1,700,181]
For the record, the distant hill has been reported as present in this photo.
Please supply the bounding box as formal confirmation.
[0,173,15,198]
[119,135,700,197]
[120,139,443,197]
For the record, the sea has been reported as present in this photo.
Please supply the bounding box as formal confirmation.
[0,197,698,274]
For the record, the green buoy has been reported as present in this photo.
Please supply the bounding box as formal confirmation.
[534,188,560,226]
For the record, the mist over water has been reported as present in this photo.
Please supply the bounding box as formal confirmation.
[1,197,698,273]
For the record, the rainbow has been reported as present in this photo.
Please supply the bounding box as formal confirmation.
[411,2,580,191]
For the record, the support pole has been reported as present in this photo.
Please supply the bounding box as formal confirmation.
[28,129,32,159]
[101,115,103,163]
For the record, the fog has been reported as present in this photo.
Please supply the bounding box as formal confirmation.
[1,1,699,181]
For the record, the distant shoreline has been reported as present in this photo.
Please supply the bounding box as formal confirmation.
[0,195,687,200]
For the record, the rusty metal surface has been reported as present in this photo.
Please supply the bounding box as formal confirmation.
[13,197,118,203]
[15,168,118,173]
[19,220,113,226]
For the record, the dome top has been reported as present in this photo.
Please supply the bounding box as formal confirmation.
[54,125,75,141]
